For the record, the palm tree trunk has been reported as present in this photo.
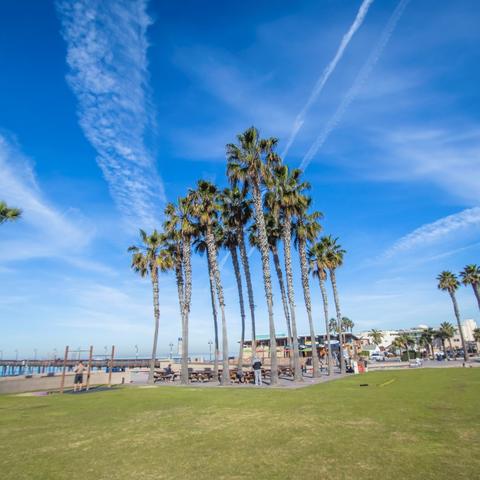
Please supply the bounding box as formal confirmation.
[181,238,192,386]
[271,244,292,353]
[282,213,302,381]
[207,258,219,378]
[174,259,188,384]
[148,270,160,384]
[449,290,468,362]
[251,181,277,385]
[230,246,246,372]
[206,229,230,385]
[318,275,332,375]
[329,269,346,374]
[405,345,410,362]
[472,283,480,311]
[298,238,320,377]
[237,231,257,362]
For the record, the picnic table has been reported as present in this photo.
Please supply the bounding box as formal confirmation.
[154,370,177,383]
[188,368,214,382]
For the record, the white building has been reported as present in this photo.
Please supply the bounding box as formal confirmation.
[452,319,477,347]
[359,326,426,350]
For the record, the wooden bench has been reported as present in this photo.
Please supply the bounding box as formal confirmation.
[154,371,177,383]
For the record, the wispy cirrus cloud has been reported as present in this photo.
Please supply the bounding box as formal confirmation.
[300,0,410,170]
[383,207,480,259]
[57,0,164,229]
[0,133,93,262]
[282,0,375,158]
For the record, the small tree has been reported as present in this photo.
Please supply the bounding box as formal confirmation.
[369,329,384,347]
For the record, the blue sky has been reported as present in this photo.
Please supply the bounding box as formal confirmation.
[1,0,479,358]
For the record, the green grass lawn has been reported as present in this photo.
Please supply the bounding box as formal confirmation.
[1,369,479,479]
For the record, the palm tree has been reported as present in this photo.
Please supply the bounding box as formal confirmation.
[419,328,436,358]
[163,197,196,384]
[265,164,309,381]
[437,271,468,362]
[321,235,347,374]
[221,225,247,372]
[328,318,338,334]
[128,230,172,384]
[342,317,354,333]
[227,127,281,385]
[395,333,415,361]
[0,201,21,224]
[190,180,230,384]
[434,329,447,357]
[473,328,480,353]
[369,329,384,347]
[460,264,480,310]
[294,204,323,377]
[193,234,220,378]
[439,321,456,353]
[249,212,292,356]
[220,187,254,371]
[308,243,332,375]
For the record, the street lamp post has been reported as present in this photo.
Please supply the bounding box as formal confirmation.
[169,343,174,359]
[208,340,213,361]
[134,345,139,361]
[34,349,37,361]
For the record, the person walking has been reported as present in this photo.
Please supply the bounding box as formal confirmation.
[252,356,262,386]
[73,361,86,392]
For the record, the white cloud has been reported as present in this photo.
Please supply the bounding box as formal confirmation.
[368,126,480,204]
[282,0,374,158]
[57,0,164,229]
[383,207,480,258]
[0,134,93,262]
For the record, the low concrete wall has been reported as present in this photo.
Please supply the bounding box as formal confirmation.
[0,371,130,395]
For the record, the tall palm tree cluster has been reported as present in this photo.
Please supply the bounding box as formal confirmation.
[436,265,480,362]
[129,127,348,385]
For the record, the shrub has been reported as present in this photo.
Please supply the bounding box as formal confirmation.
[401,350,417,361]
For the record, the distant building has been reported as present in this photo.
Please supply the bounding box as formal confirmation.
[360,320,478,355]
[242,332,360,360]
[451,319,477,350]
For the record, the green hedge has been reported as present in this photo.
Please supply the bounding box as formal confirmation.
[401,350,417,361]
[359,351,370,357]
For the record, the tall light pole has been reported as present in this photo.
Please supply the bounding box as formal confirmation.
[15,349,18,361]
[208,340,213,362]
[134,345,139,361]
[169,342,174,359]
[34,349,37,361]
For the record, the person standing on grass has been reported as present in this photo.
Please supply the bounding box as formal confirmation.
[252,356,262,386]
[73,361,86,392]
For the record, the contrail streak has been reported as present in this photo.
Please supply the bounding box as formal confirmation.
[282,0,375,158]
[300,0,410,171]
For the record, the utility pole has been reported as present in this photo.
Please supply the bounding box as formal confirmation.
[208,340,213,361]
